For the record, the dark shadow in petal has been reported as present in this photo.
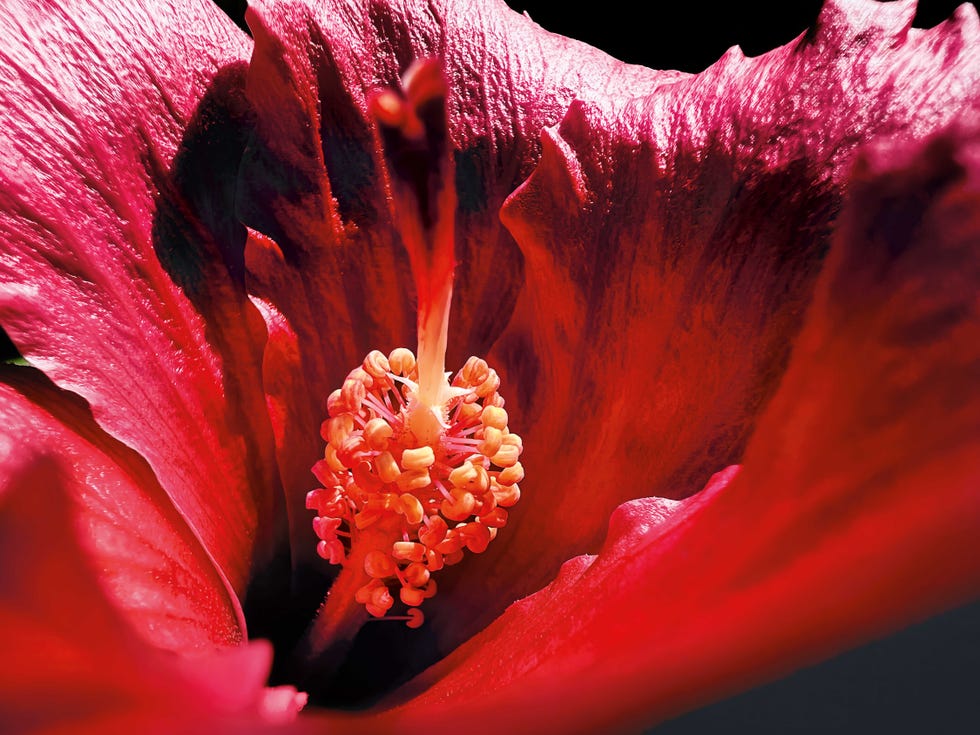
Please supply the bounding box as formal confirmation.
[0,326,19,362]
[150,62,285,569]
[153,63,253,294]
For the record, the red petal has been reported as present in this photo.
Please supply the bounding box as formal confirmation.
[434,0,980,644]
[0,366,243,651]
[0,0,280,594]
[0,450,301,733]
[237,0,681,566]
[363,124,980,733]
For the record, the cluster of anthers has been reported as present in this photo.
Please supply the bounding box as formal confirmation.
[306,347,522,628]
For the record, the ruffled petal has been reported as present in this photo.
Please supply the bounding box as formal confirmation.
[0,451,303,734]
[440,0,980,643]
[0,0,280,595]
[237,0,681,566]
[357,124,980,734]
[0,366,243,652]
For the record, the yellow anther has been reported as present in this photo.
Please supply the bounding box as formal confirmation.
[498,461,524,485]
[400,586,426,607]
[460,356,489,386]
[355,582,377,604]
[456,401,481,422]
[441,488,476,521]
[418,515,448,547]
[388,347,417,376]
[341,375,367,411]
[364,550,396,578]
[340,432,366,454]
[425,549,444,571]
[448,463,477,488]
[375,451,400,484]
[377,493,399,512]
[339,433,370,465]
[485,393,505,409]
[404,562,430,586]
[399,493,424,525]
[368,587,394,617]
[475,490,496,515]
[492,481,521,507]
[474,369,500,398]
[502,432,523,451]
[443,549,465,566]
[479,507,509,528]
[364,417,393,450]
[459,522,491,553]
[325,444,346,473]
[322,414,354,448]
[480,405,508,430]
[392,541,426,562]
[326,388,344,417]
[317,539,345,564]
[405,608,424,629]
[435,532,463,555]
[396,469,431,491]
[491,443,521,468]
[400,446,435,471]
[363,349,391,379]
[348,366,374,388]
[470,464,490,493]
[477,426,503,457]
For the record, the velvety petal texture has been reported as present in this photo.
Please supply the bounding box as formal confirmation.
[0,452,301,735]
[463,0,980,643]
[0,366,242,652]
[0,0,279,596]
[349,123,980,735]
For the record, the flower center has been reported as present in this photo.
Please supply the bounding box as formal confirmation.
[303,60,522,660]
[307,348,522,626]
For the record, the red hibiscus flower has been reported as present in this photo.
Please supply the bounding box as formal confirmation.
[1,0,978,733]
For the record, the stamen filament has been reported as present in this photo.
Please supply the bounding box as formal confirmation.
[364,392,397,423]
[302,60,524,679]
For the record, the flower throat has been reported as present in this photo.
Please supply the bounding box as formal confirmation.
[304,60,523,658]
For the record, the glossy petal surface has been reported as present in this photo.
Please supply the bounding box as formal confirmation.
[0,366,243,652]
[353,124,980,734]
[473,0,980,642]
[0,0,278,595]
[0,453,294,735]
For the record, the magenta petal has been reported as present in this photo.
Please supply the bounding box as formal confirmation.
[0,0,280,594]
[437,0,980,643]
[362,125,980,734]
[0,449,301,733]
[0,366,243,652]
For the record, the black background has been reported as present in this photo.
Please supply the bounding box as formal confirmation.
[214,0,979,732]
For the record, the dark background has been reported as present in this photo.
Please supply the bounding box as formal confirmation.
[212,0,970,72]
[214,0,980,732]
